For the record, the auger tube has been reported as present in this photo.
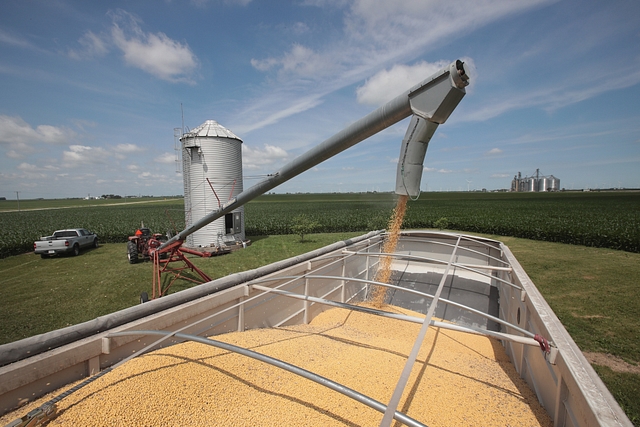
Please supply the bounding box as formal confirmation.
[159,60,469,251]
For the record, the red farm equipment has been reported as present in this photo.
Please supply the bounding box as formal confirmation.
[127,225,229,303]
[127,227,167,265]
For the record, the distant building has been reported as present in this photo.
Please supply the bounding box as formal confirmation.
[511,169,560,192]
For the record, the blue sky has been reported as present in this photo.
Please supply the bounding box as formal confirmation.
[1,0,639,199]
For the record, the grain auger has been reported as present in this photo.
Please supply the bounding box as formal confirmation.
[157,60,469,254]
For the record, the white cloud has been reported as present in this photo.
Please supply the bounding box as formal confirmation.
[235,94,324,134]
[0,115,75,146]
[155,152,176,164]
[68,31,109,59]
[356,60,451,106]
[243,0,541,133]
[242,144,288,170]
[190,0,253,7]
[62,145,110,167]
[464,56,640,123]
[0,115,76,158]
[486,148,503,155]
[251,57,278,72]
[138,172,154,179]
[0,29,35,49]
[251,44,336,79]
[345,0,553,49]
[110,10,198,83]
[17,162,46,179]
[491,173,511,178]
[291,22,310,35]
[115,143,144,153]
[6,148,27,159]
[113,143,144,160]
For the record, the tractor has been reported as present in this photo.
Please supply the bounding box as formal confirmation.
[127,226,168,264]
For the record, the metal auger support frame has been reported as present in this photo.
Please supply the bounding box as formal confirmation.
[151,243,213,300]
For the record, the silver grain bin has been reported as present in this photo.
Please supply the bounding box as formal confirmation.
[180,120,245,248]
[538,176,550,192]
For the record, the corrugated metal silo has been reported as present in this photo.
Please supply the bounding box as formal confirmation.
[526,177,537,192]
[538,177,550,192]
[180,120,245,248]
[549,175,560,191]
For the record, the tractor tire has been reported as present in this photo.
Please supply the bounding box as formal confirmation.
[127,241,138,264]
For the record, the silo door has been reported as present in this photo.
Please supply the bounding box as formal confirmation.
[225,213,233,234]
[233,212,242,234]
[224,212,242,234]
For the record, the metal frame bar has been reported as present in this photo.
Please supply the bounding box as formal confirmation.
[380,234,461,426]
[249,275,532,338]
[249,285,546,351]
[350,251,520,290]
[390,234,511,267]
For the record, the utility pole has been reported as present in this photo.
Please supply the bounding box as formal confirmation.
[15,191,20,212]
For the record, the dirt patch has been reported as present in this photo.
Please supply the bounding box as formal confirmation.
[583,352,640,374]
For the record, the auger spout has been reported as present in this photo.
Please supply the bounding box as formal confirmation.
[395,59,469,197]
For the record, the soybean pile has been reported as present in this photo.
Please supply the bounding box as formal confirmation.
[1,305,552,427]
[1,191,638,258]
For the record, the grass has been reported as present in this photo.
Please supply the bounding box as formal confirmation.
[0,232,361,344]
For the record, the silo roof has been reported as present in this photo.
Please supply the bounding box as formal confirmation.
[182,120,242,142]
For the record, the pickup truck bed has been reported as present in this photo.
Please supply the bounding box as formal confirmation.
[34,229,98,258]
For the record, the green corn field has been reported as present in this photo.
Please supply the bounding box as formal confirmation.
[0,191,638,259]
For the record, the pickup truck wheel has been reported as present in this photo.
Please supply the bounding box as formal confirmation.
[93,238,99,248]
[127,241,138,264]
[72,244,80,256]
